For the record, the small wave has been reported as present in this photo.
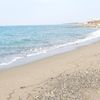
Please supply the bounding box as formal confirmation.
[55,29,100,47]
[28,29,100,56]
[43,30,100,50]
[0,57,22,66]
[0,30,100,67]
[27,49,47,57]
[74,29,100,44]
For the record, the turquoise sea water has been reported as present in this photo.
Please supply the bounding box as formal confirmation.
[0,24,98,69]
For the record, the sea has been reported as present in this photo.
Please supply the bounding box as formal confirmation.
[0,24,99,70]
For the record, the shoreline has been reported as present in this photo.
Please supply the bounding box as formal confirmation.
[1,40,100,99]
[0,37,100,72]
[0,29,100,70]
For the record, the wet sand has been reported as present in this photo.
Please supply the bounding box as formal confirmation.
[0,41,100,100]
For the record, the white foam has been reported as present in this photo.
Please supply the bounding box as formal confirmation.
[0,29,100,68]
[0,57,22,66]
[27,29,100,57]
[75,29,100,44]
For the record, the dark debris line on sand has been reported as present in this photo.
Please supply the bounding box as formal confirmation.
[8,68,100,100]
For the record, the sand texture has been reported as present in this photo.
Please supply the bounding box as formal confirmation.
[0,41,100,100]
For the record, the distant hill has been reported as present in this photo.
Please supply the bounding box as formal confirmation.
[83,20,100,28]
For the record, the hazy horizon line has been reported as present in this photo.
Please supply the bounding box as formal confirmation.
[0,21,86,26]
[0,19,99,26]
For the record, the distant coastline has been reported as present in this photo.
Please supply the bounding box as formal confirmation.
[69,20,100,28]
[82,20,100,28]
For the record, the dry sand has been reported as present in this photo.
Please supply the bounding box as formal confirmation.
[0,41,100,100]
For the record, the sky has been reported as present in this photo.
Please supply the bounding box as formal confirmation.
[0,0,100,25]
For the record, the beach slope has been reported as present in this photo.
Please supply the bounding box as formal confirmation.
[0,39,100,99]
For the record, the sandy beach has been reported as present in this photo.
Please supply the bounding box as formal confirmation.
[0,41,100,100]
